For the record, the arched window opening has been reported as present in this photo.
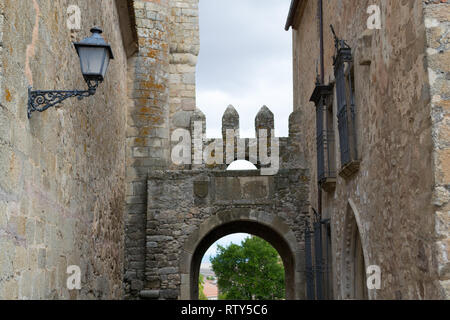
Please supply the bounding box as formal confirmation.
[226,160,258,171]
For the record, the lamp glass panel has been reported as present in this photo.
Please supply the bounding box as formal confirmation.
[78,46,107,76]
[100,50,111,78]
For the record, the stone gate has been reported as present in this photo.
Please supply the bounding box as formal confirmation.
[125,105,311,300]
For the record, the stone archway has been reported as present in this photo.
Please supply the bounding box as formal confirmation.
[341,200,369,300]
[179,209,305,300]
[123,0,311,301]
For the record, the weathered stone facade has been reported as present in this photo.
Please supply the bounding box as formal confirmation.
[425,0,450,298]
[0,0,136,299]
[121,3,310,300]
[124,92,310,298]
[1,0,449,301]
[124,0,200,296]
[143,168,310,300]
[287,0,449,299]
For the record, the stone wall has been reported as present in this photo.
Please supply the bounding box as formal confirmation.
[424,0,450,299]
[0,0,134,299]
[126,91,312,299]
[290,0,446,299]
[1,0,445,301]
[124,0,200,298]
[124,95,309,299]
[124,0,171,298]
[143,168,310,300]
[168,0,199,116]
[122,0,315,299]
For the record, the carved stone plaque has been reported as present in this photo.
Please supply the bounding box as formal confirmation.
[193,180,209,199]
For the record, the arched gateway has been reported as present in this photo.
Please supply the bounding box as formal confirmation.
[130,106,311,300]
[180,210,303,300]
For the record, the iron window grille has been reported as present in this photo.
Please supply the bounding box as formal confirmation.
[310,83,336,190]
[331,26,359,176]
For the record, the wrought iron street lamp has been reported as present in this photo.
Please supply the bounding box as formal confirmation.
[27,27,114,119]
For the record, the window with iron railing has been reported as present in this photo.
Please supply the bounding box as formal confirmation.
[332,27,359,178]
[311,83,336,191]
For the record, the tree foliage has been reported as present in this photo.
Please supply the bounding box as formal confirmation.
[210,236,285,300]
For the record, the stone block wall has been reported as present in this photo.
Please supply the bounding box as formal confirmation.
[124,0,200,298]
[424,0,450,298]
[168,0,199,116]
[125,98,307,298]
[143,168,310,300]
[0,0,134,299]
[290,0,447,299]
[124,0,172,298]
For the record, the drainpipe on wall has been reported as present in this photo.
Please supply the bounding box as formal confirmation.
[318,0,324,85]
[317,0,325,301]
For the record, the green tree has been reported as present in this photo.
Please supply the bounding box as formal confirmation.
[210,236,285,300]
[198,274,208,300]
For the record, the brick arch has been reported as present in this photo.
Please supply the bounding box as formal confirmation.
[179,209,305,300]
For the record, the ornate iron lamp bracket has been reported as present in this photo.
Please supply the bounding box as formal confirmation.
[27,80,99,119]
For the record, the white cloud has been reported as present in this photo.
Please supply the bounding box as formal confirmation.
[196,1,293,263]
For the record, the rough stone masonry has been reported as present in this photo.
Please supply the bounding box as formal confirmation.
[289,0,450,299]
[0,0,449,301]
[0,0,136,299]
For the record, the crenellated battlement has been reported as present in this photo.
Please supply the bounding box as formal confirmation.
[169,105,306,173]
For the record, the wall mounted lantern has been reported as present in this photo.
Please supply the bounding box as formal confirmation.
[27,27,114,119]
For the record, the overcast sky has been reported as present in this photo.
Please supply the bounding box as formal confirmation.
[198,0,292,264]
[196,0,293,138]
